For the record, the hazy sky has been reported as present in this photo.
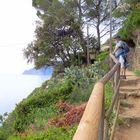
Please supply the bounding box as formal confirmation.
[0,0,38,74]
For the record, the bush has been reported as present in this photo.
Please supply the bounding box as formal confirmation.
[96,51,109,62]
[68,84,93,103]
[104,82,114,112]
[0,112,16,140]
[8,126,77,140]
[14,79,73,132]
[64,62,105,89]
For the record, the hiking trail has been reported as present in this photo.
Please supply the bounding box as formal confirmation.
[114,71,140,140]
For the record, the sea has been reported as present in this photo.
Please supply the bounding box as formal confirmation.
[0,74,51,115]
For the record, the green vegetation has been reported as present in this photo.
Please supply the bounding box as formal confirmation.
[14,79,73,132]
[8,126,77,140]
[105,83,114,112]
[114,0,140,39]
[0,112,16,140]
[105,83,116,137]
[119,9,140,39]
[1,80,113,140]
[134,70,140,77]
[96,51,109,62]
[24,0,120,70]
[0,60,112,139]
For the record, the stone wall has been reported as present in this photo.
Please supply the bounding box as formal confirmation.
[128,29,140,71]
[128,47,140,71]
[133,47,140,70]
[128,48,135,70]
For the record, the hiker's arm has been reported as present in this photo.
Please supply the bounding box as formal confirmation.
[113,46,119,55]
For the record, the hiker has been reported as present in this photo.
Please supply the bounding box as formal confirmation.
[113,35,129,79]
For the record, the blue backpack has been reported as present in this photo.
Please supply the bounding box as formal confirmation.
[122,41,130,54]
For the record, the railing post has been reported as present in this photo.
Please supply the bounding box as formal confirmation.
[110,100,120,140]
[114,65,120,110]
[113,71,117,93]
[98,94,104,140]
[116,65,120,85]
[104,119,109,140]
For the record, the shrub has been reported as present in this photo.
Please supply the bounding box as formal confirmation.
[64,62,105,89]
[105,82,114,112]
[0,112,16,140]
[8,126,77,140]
[14,79,73,132]
[96,51,109,62]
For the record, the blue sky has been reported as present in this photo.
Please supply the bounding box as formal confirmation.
[0,0,38,74]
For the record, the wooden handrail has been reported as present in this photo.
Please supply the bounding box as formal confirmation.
[73,82,104,140]
[110,54,118,64]
[73,53,120,140]
[100,62,119,84]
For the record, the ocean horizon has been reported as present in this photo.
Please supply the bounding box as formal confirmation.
[0,73,51,115]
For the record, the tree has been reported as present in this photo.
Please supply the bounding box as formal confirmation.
[84,0,119,51]
[114,0,140,40]
[25,0,122,69]
[0,115,3,124]
[24,0,98,69]
[0,113,8,124]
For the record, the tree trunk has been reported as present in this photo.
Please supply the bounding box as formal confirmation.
[96,20,101,55]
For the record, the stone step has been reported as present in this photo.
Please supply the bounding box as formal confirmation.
[114,120,140,140]
[120,86,140,93]
[119,114,140,120]
[119,97,140,119]
[120,79,140,87]
[120,91,140,99]
[120,100,134,108]
[114,71,140,140]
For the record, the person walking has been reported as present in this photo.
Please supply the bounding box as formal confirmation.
[113,35,129,79]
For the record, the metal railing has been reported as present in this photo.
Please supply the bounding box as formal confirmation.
[73,54,120,140]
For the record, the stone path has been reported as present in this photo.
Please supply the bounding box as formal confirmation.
[114,71,140,140]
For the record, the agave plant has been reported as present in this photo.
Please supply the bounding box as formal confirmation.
[64,62,105,89]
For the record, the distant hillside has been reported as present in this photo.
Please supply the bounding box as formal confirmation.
[23,67,53,75]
